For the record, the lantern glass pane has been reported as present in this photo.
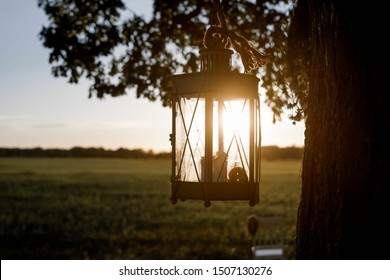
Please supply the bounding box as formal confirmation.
[219,98,251,183]
[253,98,261,182]
[175,96,205,182]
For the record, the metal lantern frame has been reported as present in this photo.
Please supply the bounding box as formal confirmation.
[170,48,261,207]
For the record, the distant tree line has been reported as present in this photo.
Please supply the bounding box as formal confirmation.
[0,146,302,160]
[0,147,169,159]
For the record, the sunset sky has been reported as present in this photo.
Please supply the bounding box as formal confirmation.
[0,0,305,152]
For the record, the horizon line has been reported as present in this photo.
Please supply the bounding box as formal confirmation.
[0,144,304,153]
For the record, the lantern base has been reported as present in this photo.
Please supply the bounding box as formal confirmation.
[171,181,259,207]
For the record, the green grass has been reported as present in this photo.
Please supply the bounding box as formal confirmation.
[0,158,301,260]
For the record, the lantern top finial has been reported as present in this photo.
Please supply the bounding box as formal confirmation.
[199,48,232,72]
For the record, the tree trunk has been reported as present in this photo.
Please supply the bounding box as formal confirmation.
[296,0,390,259]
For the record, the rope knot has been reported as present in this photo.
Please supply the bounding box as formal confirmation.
[202,0,268,73]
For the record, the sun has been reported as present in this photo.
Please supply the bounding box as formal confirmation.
[211,98,251,181]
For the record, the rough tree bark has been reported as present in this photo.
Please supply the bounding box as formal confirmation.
[295,0,390,259]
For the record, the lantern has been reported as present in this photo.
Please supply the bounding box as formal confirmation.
[170,47,261,207]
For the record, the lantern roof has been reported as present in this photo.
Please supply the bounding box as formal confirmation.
[171,71,259,99]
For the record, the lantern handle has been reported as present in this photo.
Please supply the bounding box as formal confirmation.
[203,0,269,73]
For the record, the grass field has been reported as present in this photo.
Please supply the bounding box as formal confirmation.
[0,158,302,260]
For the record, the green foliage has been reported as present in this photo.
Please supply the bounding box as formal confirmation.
[38,0,304,121]
[0,158,300,259]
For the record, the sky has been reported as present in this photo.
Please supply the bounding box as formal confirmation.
[0,0,305,152]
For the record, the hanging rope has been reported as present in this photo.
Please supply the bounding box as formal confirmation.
[203,0,268,73]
